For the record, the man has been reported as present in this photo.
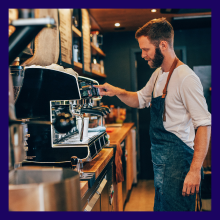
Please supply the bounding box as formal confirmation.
[94,18,211,211]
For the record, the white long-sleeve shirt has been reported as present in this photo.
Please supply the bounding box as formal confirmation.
[137,64,211,149]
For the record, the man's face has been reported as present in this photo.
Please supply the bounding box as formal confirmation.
[138,36,164,68]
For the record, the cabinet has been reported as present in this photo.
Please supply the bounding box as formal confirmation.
[121,139,127,210]
[106,123,135,211]
[91,197,101,211]
[121,132,134,210]
[83,157,114,211]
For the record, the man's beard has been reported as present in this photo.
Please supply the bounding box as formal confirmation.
[149,47,164,69]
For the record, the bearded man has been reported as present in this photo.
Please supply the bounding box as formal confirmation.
[94,18,211,211]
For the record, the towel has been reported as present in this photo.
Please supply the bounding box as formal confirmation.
[22,9,59,66]
[88,126,106,132]
[114,143,124,183]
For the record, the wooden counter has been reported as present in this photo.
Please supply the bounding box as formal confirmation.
[106,123,135,211]
[107,123,134,145]
[83,148,114,179]
[79,148,114,199]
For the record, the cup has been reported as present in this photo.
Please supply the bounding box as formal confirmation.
[77,117,89,138]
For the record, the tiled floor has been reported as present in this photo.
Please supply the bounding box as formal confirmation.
[124,179,155,212]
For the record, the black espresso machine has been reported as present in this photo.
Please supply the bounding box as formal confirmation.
[14,66,110,173]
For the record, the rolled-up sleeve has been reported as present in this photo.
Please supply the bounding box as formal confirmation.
[137,88,151,108]
[180,74,211,129]
[137,69,159,109]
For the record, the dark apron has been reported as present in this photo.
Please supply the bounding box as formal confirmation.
[149,58,203,211]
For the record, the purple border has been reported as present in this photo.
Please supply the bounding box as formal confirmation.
[4,1,218,219]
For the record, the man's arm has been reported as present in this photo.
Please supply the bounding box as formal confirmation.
[182,125,211,196]
[94,83,139,108]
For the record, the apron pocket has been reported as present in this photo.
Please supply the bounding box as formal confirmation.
[152,161,165,195]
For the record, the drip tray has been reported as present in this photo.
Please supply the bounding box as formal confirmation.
[80,172,95,188]
[56,132,101,145]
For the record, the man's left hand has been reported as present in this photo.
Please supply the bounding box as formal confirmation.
[182,169,201,196]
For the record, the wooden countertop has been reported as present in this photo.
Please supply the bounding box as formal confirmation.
[79,148,113,198]
[83,148,114,179]
[78,122,134,201]
[107,123,134,145]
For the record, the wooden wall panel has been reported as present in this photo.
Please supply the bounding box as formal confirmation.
[82,9,91,72]
[59,9,73,65]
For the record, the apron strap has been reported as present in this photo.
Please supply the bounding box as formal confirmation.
[162,57,179,121]
[162,57,179,98]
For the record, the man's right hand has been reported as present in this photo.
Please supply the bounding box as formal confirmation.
[94,83,139,108]
[93,83,120,97]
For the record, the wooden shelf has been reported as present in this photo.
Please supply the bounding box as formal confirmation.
[72,25,82,37]
[73,61,83,74]
[91,69,107,78]
[73,62,106,78]
[78,70,106,79]
[91,42,106,57]
[74,61,83,69]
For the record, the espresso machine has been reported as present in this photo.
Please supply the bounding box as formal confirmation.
[9,16,82,211]
[14,66,110,177]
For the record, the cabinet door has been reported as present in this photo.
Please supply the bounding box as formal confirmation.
[84,192,101,211]
[91,197,101,211]
[100,180,109,211]
[126,131,134,192]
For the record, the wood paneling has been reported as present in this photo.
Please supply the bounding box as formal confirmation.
[89,9,211,33]
[59,9,72,65]
[82,9,91,72]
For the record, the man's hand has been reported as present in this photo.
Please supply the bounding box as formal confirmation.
[182,169,201,196]
[94,83,120,97]
[94,83,139,108]
[182,126,211,197]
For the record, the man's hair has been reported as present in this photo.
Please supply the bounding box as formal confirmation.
[135,17,174,48]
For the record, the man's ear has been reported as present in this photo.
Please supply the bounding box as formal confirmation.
[159,41,168,51]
